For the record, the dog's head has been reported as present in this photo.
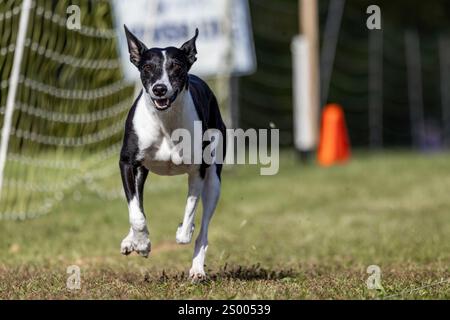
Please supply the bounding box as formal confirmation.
[124,25,198,111]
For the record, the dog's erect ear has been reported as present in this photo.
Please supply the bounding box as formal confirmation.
[180,28,199,68]
[124,25,147,67]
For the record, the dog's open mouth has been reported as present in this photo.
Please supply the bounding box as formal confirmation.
[152,91,178,111]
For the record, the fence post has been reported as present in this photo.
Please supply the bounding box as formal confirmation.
[439,36,450,148]
[368,28,384,148]
[405,30,425,149]
[320,0,345,107]
[0,0,33,196]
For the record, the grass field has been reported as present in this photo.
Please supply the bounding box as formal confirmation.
[0,151,449,299]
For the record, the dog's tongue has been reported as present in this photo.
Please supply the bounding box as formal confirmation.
[155,99,168,108]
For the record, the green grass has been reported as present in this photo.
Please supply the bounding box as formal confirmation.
[0,151,449,299]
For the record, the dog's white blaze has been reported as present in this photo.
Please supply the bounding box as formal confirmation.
[162,51,173,93]
[151,50,173,97]
[128,196,146,231]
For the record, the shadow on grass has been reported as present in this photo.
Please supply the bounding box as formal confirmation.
[151,263,296,283]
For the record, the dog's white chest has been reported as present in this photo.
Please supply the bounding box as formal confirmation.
[132,92,200,176]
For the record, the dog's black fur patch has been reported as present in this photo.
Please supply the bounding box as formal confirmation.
[188,74,226,180]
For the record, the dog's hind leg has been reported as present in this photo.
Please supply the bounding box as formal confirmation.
[176,170,204,244]
[119,162,151,257]
[190,164,221,282]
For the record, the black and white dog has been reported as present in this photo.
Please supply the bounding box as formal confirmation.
[119,26,226,281]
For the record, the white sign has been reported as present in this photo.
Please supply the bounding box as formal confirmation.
[112,0,256,81]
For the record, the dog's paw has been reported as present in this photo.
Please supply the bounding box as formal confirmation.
[134,236,152,257]
[120,230,151,258]
[120,235,134,256]
[176,223,195,244]
[189,267,207,283]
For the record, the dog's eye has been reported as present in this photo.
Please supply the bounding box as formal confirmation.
[142,64,153,73]
[172,62,182,70]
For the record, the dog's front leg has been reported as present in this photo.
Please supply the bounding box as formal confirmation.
[176,170,204,244]
[119,161,151,257]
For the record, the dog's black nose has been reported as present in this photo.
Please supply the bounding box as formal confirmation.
[152,84,168,97]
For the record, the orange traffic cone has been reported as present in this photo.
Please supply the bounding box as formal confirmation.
[317,104,351,166]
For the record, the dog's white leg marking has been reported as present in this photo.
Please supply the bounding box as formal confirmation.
[129,196,146,231]
[190,165,221,282]
[120,196,151,257]
[121,199,152,257]
[176,171,204,244]
[120,165,151,258]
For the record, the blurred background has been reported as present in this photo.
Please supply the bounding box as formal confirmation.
[243,0,450,149]
[0,0,449,299]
